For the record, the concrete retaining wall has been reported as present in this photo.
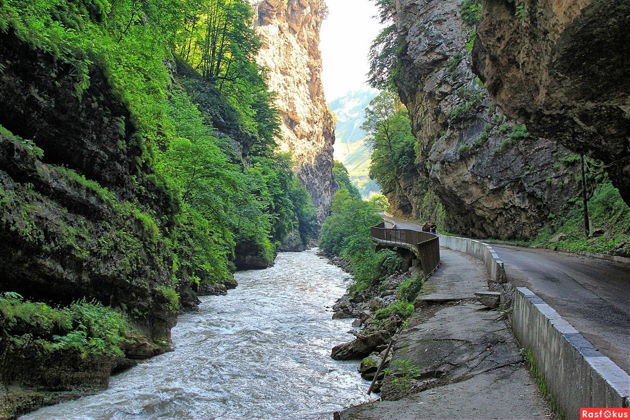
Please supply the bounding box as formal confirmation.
[514,288,629,417]
[439,234,630,418]
[438,234,506,284]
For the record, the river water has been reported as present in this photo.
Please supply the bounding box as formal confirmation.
[27,249,372,419]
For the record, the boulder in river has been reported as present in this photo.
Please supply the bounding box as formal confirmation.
[331,330,390,360]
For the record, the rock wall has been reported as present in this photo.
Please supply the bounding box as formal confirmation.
[472,0,630,205]
[251,0,335,222]
[0,30,177,342]
[389,0,581,239]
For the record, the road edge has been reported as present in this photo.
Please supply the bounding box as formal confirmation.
[439,234,630,417]
[482,239,630,265]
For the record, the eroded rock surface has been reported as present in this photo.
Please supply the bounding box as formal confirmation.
[390,0,581,239]
[338,248,548,419]
[473,0,630,204]
[0,31,177,342]
[251,0,335,222]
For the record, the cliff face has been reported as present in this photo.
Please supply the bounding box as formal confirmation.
[0,30,177,343]
[473,0,630,205]
[251,0,335,222]
[390,0,581,239]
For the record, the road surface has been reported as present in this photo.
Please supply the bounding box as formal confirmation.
[387,217,630,373]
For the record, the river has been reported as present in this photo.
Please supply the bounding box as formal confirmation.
[26,249,372,419]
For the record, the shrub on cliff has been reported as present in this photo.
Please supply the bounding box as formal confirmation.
[0,0,317,293]
[332,161,361,198]
[0,292,135,380]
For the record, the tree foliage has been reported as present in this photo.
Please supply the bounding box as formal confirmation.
[175,0,279,148]
[367,0,406,90]
[0,0,317,297]
[362,91,416,195]
[321,163,402,293]
[333,161,361,199]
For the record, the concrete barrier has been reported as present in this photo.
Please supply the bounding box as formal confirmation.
[438,234,630,417]
[438,234,506,284]
[514,288,630,417]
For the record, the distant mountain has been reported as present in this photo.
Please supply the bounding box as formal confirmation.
[330,89,380,198]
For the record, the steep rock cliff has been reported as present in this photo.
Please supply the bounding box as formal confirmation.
[0,30,177,343]
[251,0,335,222]
[390,0,581,239]
[472,0,630,205]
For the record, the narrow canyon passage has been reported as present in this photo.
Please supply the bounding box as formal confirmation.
[26,250,371,419]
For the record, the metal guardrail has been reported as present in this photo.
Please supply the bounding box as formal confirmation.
[371,224,440,276]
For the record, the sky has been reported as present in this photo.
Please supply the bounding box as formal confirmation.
[320,0,384,102]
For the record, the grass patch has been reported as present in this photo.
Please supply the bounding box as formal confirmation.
[447,87,484,123]
[460,0,482,26]
[374,300,415,320]
[397,275,424,303]
[383,359,421,392]
[156,286,180,312]
[521,348,565,418]
[483,182,629,255]
[529,181,630,254]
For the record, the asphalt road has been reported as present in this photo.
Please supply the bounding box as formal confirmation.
[492,244,630,373]
[386,217,630,373]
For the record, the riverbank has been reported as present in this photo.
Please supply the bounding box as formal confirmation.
[22,250,371,418]
[336,249,550,419]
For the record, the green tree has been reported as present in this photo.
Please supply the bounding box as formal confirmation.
[176,0,279,148]
[333,161,361,198]
[368,0,405,90]
[362,91,416,196]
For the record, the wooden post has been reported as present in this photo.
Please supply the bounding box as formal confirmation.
[367,338,395,395]
[580,154,591,237]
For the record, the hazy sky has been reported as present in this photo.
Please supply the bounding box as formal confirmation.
[320,0,383,102]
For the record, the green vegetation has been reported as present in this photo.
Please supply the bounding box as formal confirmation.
[374,300,414,319]
[367,0,406,90]
[0,0,318,302]
[460,0,482,26]
[447,87,484,123]
[397,275,424,303]
[447,52,464,77]
[521,348,565,419]
[0,292,133,360]
[375,274,424,322]
[320,186,395,293]
[333,161,361,198]
[363,91,416,195]
[460,0,481,51]
[490,123,528,154]
[383,358,421,391]
[156,286,180,313]
[361,90,446,229]
[0,126,44,159]
[321,162,406,294]
[458,143,471,155]
[465,28,477,52]
[515,4,528,22]
[528,181,630,254]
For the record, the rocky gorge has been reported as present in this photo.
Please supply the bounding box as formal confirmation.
[0,0,336,415]
[473,0,630,205]
[251,0,336,223]
[382,0,584,240]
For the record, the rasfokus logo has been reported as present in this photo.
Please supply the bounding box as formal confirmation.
[581,408,630,419]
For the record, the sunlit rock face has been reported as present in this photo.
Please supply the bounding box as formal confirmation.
[251,0,335,222]
[473,0,630,205]
[390,0,581,239]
